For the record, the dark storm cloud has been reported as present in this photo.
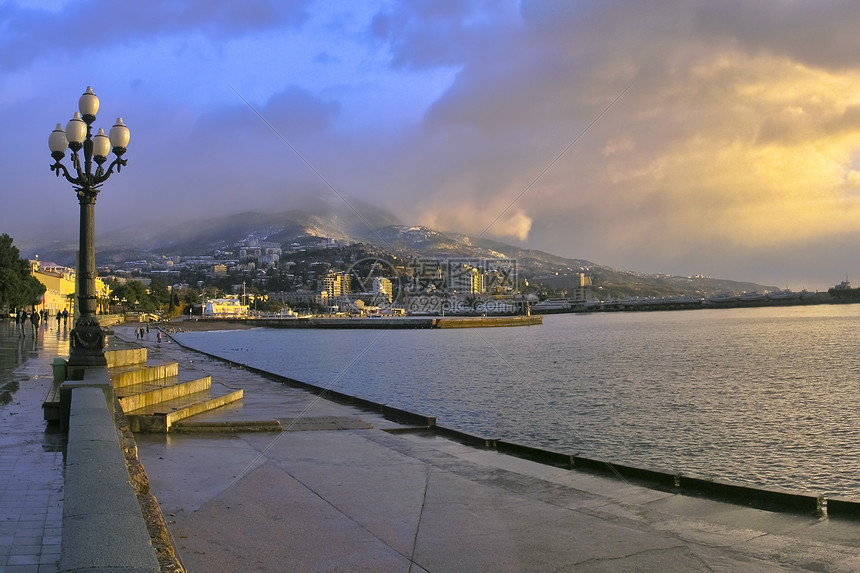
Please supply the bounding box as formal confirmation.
[694,0,860,70]
[0,0,310,70]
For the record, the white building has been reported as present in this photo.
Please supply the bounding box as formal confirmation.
[203,297,249,317]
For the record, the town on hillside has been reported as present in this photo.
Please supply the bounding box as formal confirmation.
[11,235,858,321]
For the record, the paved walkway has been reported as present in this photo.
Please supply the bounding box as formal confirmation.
[0,319,67,573]
[124,325,860,572]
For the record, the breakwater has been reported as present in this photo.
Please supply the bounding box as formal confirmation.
[187,315,542,329]
[532,291,836,314]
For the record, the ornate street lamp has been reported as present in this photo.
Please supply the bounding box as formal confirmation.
[48,86,130,372]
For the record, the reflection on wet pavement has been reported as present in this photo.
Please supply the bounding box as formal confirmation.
[0,319,68,571]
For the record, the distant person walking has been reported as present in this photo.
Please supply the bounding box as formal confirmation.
[16,309,26,337]
[56,312,62,328]
[61,309,69,327]
[29,309,40,336]
[156,330,162,345]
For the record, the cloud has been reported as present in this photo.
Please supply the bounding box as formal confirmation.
[365,1,860,288]
[8,0,860,290]
[0,0,310,70]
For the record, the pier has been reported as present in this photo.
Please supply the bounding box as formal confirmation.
[532,290,838,314]
[178,314,543,330]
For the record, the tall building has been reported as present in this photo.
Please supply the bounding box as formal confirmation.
[452,265,484,294]
[571,273,593,302]
[373,277,393,302]
[323,271,352,297]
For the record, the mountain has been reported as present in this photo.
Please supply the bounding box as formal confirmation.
[27,201,400,265]
[23,208,777,297]
[351,225,775,298]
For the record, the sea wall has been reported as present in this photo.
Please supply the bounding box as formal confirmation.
[184,315,542,329]
[60,378,160,572]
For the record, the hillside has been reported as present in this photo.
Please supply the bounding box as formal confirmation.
[23,209,777,298]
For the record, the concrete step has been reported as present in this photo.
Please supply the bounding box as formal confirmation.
[113,375,182,398]
[171,420,283,433]
[118,376,211,413]
[105,347,148,368]
[113,366,212,398]
[110,362,179,388]
[124,388,244,433]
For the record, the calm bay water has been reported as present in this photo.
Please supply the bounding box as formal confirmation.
[174,305,860,497]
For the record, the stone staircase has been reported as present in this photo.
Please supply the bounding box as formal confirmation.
[45,341,289,433]
[105,348,243,432]
[107,346,243,432]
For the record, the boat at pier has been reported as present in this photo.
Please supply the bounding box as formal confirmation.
[531,299,571,312]
[706,293,738,303]
[739,291,767,302]
[767,289,801,301]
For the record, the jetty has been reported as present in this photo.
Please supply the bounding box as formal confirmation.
[175,314,542,330]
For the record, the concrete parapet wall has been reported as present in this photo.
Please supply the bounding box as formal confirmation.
[382,404,436,427]
[678,474,822,514]
[497,440,575,468]
[826,497,860,518]
[58,369,115,430]
[432,426,498,449]
[112,362,179,388]
[574,456,680,489]
[60,386,160,572]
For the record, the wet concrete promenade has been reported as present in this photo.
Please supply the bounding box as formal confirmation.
[0,319,67,572]
[123,325,860,572]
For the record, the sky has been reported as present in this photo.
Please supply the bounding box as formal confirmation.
[4,0,860,290]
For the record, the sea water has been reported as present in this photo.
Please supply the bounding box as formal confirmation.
[173,304,860,497]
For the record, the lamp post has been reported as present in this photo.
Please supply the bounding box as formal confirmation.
[48,86,130,372]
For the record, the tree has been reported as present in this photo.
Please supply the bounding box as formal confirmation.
[0,234,45,314]
[110,280,157,313]
[148,278,170,306]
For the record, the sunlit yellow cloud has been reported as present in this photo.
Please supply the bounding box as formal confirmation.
[598,52,860,255]
[418,197,533,243]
